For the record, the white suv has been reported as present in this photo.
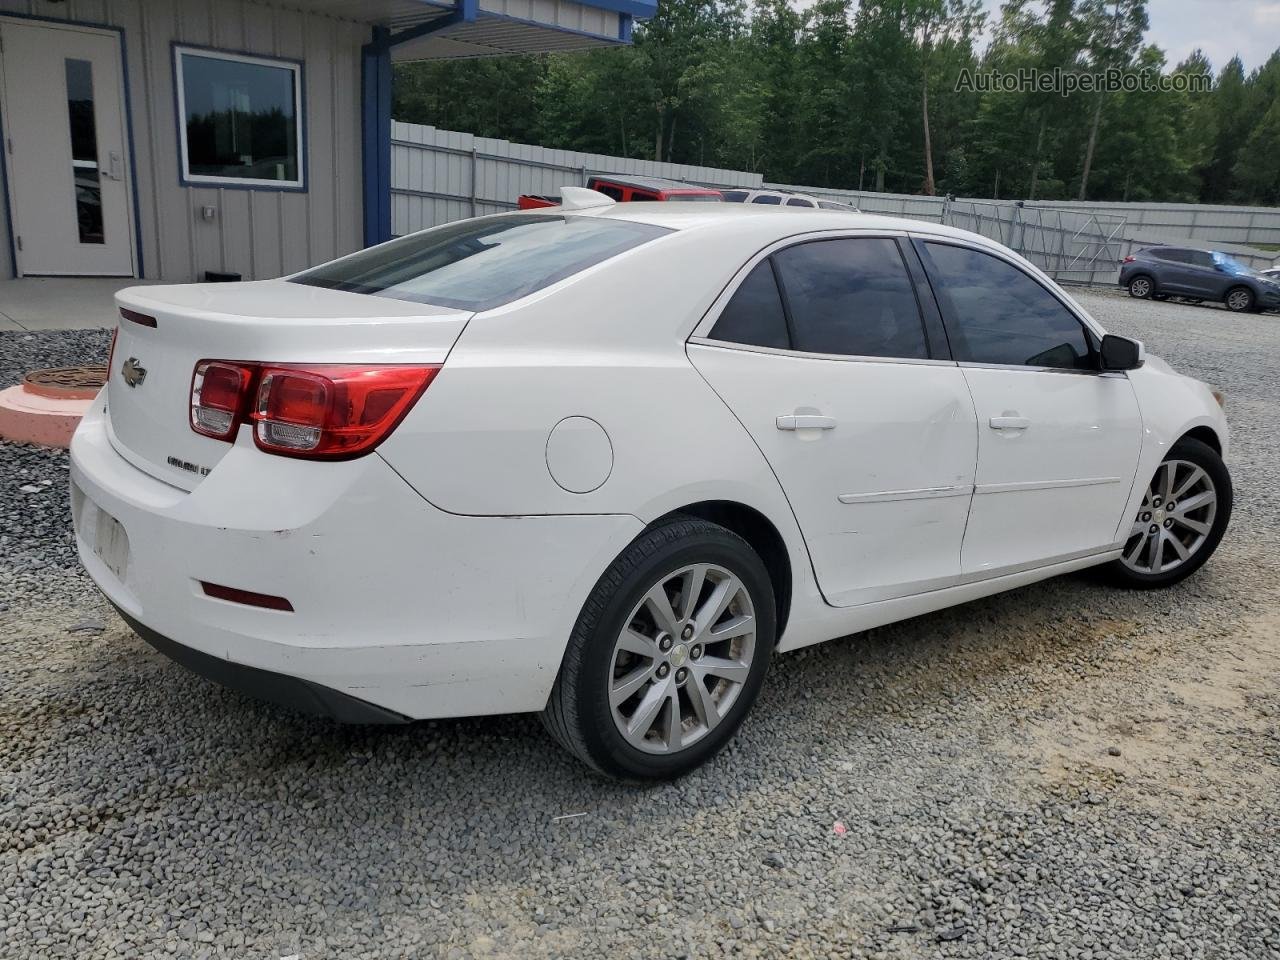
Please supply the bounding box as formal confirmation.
[72,191,1231,779]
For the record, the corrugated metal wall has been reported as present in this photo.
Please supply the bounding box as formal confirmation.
[391,121,763,234]
[0,0,367,281]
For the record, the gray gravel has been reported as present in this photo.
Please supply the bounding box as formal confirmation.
[3,300,1279,960]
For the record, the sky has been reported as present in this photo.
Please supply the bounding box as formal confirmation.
[978,0,1280,73]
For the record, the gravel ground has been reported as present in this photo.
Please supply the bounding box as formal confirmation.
[2,297,1279,960]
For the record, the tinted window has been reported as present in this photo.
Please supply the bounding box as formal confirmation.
[722,190,748,203]
[177,48,301,186]
[752,195,782,205]
[773,239,928,359]
[708,261,789,349]
[292,214,670,311]
[628,192,658,201]
[595,184,624,201]
[1187,250,1215,268]
[786,198,815,207]
[924,243,1095,370]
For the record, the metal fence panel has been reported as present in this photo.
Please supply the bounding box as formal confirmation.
[391,122,1280,284]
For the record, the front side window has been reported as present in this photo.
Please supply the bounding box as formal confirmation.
[773,239,929,359]
[924,242,1095,370]
[291,214,670,311]
[175,47,303,188]
[786,198,814,207]
[722,190,748,203]
[752,195,782,205]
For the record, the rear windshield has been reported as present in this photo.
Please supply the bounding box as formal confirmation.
[291,214,671,311]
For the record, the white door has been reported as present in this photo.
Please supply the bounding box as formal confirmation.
[914,239,1143,575]
[689,236,979,607]
[0,20,135,276]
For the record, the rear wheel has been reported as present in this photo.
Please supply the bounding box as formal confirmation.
[1225,286,1255,313]
[542,517,774,780]
[1127,275,1154,299]
[1106,438,1231,588]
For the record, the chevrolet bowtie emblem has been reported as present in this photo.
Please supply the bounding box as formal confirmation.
[121,357,147,388]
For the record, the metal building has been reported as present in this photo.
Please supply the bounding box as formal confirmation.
[0,0,652,283]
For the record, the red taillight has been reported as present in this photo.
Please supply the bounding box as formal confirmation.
[1122,255,1136,264]
[253,365,439,458]
[189,360,439,459]
[191,361,254,440]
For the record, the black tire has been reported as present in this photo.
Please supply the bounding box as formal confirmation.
[1183,298,1203,305]
[1104,437,1232,589]
[541,516,775,780]
[1225,286,1255,313]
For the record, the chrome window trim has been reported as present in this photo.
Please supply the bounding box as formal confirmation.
[687,337,959,368]
[958,361,1129,379]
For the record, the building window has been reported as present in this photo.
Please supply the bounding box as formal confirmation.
[174,47,303,189]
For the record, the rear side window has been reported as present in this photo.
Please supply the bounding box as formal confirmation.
[772,239,929,359]
[923,242,1095,370]
[752,195,782,205]
[708,261,789,349]
[291,214,670,311]
[786,198,814,207]
[722,190,748,202]
[595,184,624,201]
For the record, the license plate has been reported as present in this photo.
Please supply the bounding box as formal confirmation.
[92,501,130,582]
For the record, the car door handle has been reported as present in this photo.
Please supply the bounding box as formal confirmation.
[989,416,1031,431]
[776,415,836,431]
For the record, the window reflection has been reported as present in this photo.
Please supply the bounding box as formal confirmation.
[66,59,104,245]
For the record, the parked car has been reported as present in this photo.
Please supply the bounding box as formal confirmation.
[721,188,857,210]
[73,189,1232,780]
[518,174,722,209]
[1120,246,1280,313]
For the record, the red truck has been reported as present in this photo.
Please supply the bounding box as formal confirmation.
[518,174,723,209]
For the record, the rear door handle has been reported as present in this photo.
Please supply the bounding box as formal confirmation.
[776,415,836,431]
[989,416,1031,431]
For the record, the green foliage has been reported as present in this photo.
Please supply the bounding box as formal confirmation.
[392,0,1280,205]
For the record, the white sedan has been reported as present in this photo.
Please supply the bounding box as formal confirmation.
[71,189,1232,779]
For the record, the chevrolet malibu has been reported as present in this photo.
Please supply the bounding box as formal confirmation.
[71,189,1232,780]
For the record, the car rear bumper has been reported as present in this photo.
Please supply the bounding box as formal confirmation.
[70,398,642,721]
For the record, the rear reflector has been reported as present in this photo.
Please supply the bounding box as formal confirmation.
[201,581,294,612]
[120,308,157,328]
[189,360,439,459]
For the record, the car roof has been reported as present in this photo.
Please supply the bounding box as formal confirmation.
[556,201,990,245]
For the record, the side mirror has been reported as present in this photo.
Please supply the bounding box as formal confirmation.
[1100,334,1144,371]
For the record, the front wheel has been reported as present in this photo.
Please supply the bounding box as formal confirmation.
[1225,286,1255,313]
[1106,437,1232,588]
[542,517,775,780]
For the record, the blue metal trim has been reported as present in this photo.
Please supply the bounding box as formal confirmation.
[171,42,308,194]
[618,13,633,41]
[362,27,393,247]
[0,12,146,279]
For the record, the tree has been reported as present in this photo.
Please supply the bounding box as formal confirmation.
[1076,0,1148,200]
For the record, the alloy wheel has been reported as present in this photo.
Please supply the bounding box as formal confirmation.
[1227,289,1251,311]
[608,563,756,754]
[1121,459,1218,575]
[1130,278,1151,298]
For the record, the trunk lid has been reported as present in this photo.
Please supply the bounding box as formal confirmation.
[107,280,470,490]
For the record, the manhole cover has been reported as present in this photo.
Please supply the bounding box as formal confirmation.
[22,366,109,400]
